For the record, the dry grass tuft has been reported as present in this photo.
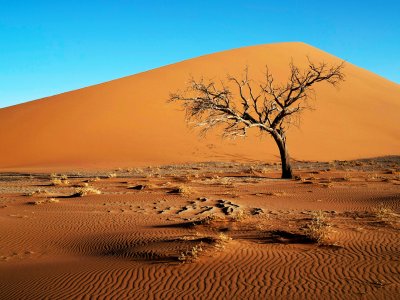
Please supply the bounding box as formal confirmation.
[167,185,193,196]
[372,206,398,224]
[74,187,102,197]
[265,191,288,197]
[195,214,224,226]
[25,189,49,196]
[200,176,232,186]
[343,173,351,181]
[51,178,70,186]
[303,211,331,244]
[319,182,333,188]
[214,233,232,249]
[231,209,247,222]
[28,198,59,205]
[178,244,203,263]
[85,177,101,183]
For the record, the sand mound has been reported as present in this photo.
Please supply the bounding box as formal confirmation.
[0,42,399,170]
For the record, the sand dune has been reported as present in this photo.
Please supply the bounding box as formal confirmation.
[0,42,399,170]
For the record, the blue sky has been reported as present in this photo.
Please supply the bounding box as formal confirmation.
[0,0,399,108]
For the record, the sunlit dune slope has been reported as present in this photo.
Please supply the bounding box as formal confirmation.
[0,42,399,170]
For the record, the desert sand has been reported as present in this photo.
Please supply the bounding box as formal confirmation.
[0,159,399,299]
[0,42,399,171]
[0,43,399,299]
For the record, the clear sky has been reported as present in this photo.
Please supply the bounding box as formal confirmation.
[0,0,399,108]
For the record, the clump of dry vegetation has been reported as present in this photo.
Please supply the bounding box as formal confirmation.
[198,176,232,186]
[265,191,289,196]
[51,178,70,186]
[167,185,193,196]
[231,209,247,222]
[178,244,204,263]
[73,187,101,197]
[25,189,49,197]
[214,233,232,249]
[366,173,380,181]
[28,198,59,205]
[48,174,70,186]
[319,182,333,188]
[85,177,101,183]
[194,214,221,225]
[177,232,232,263]
[372,205,398,224]
[303,211,331,244]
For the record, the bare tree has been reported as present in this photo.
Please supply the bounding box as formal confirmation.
[169,59,345,179]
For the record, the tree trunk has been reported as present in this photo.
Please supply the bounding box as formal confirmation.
[272,132,293,179]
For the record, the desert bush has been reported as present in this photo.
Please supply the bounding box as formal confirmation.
[178,244,203,263]
[167,185,193,196]
[85,177,100,183]
[202,176,232,185]
[231,209,247,222]
[343,173,351,181]
[25,189,49,196]
[28,198,59,205]
[195,214,223,226]
[74,187,101,197]
[214,233,232,249]
[51,178,70,186]
[319,182,333,188]
[304,211,331,244]
[372,206,397,223]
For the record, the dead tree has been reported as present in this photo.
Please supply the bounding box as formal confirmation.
[169,59,345,179]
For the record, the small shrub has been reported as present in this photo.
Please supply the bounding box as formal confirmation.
[85,177,100,183]
[167,185,192,196]
[320,183,333,188]
[214,233,232,249]
[178,244,203,263]
[231,209,247,222]
[373,206,396,223]
[195,214,222,226]
[28,198,59,205]
[25,189,48,196]
[74,187,101,197]
[304,211,331,244]
[51,178,70,186]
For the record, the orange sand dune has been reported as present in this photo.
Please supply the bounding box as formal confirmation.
[0,42,399,170]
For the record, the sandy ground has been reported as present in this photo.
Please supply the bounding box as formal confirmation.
[0,157,399,299]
